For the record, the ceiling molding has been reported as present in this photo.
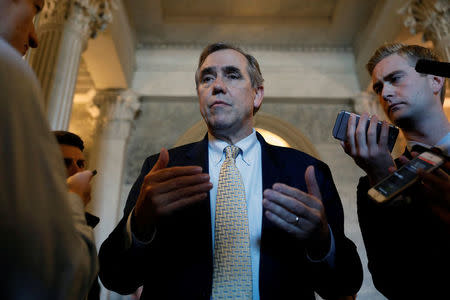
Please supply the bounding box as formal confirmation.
[125,0,376,48]
[137,42,353,53]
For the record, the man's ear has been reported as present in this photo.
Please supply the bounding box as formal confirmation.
[429,75,445,95]
[253,86,264,111]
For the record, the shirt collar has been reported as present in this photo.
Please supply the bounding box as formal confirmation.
[407,132,450,156]
[208,129,258,166]
[435,132,450,156]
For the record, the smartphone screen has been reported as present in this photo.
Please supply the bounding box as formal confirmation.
[368,152,444,203]
[332,111,399,152]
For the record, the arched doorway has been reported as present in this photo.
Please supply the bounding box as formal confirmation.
[174,112,320,159]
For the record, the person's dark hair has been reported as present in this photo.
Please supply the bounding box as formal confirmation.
[367,43,446,104]
[195,42,264,114]
[53,131,84,151]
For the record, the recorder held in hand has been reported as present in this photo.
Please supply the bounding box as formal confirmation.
[332,110,399,152]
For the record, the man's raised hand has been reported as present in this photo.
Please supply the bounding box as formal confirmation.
[263,166,330,259]
[133,148,212,236]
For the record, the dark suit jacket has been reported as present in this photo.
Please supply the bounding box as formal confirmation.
[99,133,362,299]
[357,149,450,300]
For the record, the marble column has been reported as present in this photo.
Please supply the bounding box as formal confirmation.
[88,89,140,252]
[28,0,115,130]
[399,0,449,61]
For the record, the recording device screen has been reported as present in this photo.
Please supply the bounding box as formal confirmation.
[369,152,444,203]
[332,111,399,152]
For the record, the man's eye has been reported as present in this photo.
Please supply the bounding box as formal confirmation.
[201,76,214,83]
[373,85,382,95]
[228,73,240,80]
[64,158,72,168]
[76,160,86,169]
[391,76,401,83]
[35,3,42,13]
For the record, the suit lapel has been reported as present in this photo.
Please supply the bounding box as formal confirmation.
[257,132,280,231]
[257,132,283,297]
[184,135,211,239]
[183,133,211,231]
[184,135,214,289]
[185,135,209,169]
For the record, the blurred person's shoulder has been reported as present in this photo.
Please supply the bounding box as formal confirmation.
[0,38,43,105]
[0,38,33,75]
[0,38,46,120]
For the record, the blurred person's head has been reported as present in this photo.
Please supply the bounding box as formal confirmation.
[367,43,446,127]
[53,131,86,177]
[0,0,43,55]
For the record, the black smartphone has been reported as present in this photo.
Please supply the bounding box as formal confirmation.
[332,110,399,152]
[368,151,444,203]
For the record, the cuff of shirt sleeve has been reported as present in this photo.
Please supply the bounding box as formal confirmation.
[306,225,336,268]
[67,192,88,223]
[125,208,157,249]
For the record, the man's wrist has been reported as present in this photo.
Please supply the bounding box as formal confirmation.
[367,170,390,187]
[131,212,156,242]
[306,231,331,260]
[306,225,336,267]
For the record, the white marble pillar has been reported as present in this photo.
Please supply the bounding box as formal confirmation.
[28,0,115,130]
[399,0,449,61]
[88,89,140,252]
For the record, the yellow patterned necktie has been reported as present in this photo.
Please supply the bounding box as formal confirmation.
[212,145,253,299]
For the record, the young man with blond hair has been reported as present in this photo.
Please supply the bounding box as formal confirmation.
[342,43,449,299]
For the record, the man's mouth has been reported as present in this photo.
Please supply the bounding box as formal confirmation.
[388,103,404,114]
[210,100,230,108]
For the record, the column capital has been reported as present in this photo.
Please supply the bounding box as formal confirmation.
[398,0,449,59]
[94,89,141,139]
[40,0,117,40]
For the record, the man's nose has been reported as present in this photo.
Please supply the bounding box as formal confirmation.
[381,84,394,102]
[28,25,38,48]
[68,162,84,177]
[212,76,226,95]
[67,165,77,177]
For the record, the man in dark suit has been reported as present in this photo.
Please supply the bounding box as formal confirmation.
[341,43,449,299]
[99,42,362,299]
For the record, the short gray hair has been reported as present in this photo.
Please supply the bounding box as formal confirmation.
[195,42,264,89]
[195,42,265,114]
